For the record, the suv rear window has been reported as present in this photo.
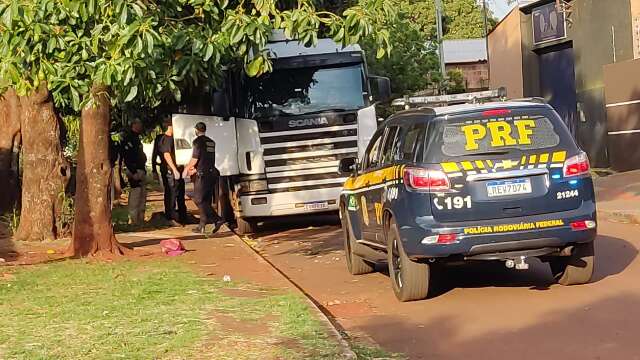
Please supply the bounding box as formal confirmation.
[423,107,577,162]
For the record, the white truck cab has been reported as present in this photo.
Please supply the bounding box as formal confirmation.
[172,36,390,234]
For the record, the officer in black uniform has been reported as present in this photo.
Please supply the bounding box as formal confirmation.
[182,122,224,234]
[121,119,147,225]
[157,119,187,227]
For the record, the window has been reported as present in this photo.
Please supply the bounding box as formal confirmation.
[244,64,366,119]
[381,126,400,165]
[362,131,384,170]
[423,108,575,163]
[402,123,427,162]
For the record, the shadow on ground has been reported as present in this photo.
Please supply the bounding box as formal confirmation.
[0,221,17,263]
[253,214,638,298]
[354,293,640,359]
[381,234,637,299]
[251,214,343,257]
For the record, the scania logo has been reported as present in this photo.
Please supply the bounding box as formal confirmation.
[288,117,329,128]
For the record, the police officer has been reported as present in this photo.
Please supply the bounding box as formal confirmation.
[182,122,224,234]
[158,119,187,227]
[121,119,147,225]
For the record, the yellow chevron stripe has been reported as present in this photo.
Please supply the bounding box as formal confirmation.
[487,160,494,168]
[441,162,460,173]
[539,153,549,163]
[461,161,474,171]
[529,155,537,165]
[552,151,567,163]
[475,160,485,169]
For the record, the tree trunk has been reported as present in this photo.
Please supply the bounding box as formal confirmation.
[0,89,21,213]
[70,85,128,257]
[13,85,69,242]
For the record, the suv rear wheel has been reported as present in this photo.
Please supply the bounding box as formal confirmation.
[386,218,430,301]
[341,208,374,275]
[550,241,595,285]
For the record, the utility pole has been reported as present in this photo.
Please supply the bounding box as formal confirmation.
[435,0,446,94]
[482,0,491,89]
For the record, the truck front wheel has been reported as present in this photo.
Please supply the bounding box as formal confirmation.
[236,217,257,235]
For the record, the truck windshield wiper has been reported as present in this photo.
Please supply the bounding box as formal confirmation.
[298,108,352,116]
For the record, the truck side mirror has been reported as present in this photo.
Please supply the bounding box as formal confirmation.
[212,89,231,120]
[338,157,358,176]
[369,75,392,103]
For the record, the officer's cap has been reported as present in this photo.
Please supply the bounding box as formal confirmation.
[195,122,207,132]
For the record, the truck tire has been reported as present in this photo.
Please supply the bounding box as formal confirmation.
[386,219,430,302]
[341,208,374,275]
[550,241,595,286]
[236,217,257,235]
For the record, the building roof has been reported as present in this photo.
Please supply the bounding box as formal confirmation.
[264,38,361,59]
[518,0,555,12]
[442,39,488,64]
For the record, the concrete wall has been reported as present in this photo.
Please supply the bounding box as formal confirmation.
[603,58,640,170]
[632,0,640,59]
[519,0,635,167]
[445,62,489,92]
[571,0,634,167]
[488,9,525,98]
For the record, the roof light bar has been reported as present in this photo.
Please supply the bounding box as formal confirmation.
[391,87,507,108]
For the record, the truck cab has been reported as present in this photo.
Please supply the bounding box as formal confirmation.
[172,36,390,234]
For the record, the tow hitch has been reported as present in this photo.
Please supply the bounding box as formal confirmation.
[505,256,529,270]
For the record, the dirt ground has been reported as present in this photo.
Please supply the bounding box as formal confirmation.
[248,215,640,360]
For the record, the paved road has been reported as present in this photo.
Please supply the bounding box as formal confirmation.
[249,216,640,359]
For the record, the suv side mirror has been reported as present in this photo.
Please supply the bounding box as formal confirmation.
[338,157,358,176]
[369,75,392,103]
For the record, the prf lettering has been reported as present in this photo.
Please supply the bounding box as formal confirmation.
[461,120,536,151]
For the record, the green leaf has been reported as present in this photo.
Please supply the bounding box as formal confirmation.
[71,87,80,110]
[376,47,385,59]
[245,56,263,77]
[2,6,12,29]
[131,3,143,17]
[204,44,214,61]
[120,7,128,24]
[124,85,138,102]
[144,32,154,54]
[230,26,244,44]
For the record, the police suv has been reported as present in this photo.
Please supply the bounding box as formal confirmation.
[338,101,596,302]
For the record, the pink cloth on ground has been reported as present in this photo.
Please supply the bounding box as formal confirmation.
[160,239,186,256]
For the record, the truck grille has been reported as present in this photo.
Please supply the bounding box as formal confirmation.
[259,124,358,193]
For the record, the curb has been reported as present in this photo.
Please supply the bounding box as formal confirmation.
[232,233,357,359]
[598,209,640,226]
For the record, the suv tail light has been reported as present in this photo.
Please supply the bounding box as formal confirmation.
[563,152,590,177]
[570,220,597,231]
[403,168,451,192]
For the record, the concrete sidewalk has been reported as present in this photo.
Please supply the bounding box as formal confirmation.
[594,170,640,224]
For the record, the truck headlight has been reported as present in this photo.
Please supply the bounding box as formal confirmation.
[238,180,268,194]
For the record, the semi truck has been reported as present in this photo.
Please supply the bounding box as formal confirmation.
[172,35,390,234]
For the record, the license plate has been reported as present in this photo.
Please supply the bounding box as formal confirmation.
[487,178,532,197]
[305,202,329,211]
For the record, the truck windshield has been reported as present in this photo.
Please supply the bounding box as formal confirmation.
[244,64,366,118]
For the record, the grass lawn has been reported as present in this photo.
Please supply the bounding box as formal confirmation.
[0,259,399,359]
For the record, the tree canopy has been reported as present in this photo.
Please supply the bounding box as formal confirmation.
[362,0,494,98]
[0,0,395,113]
